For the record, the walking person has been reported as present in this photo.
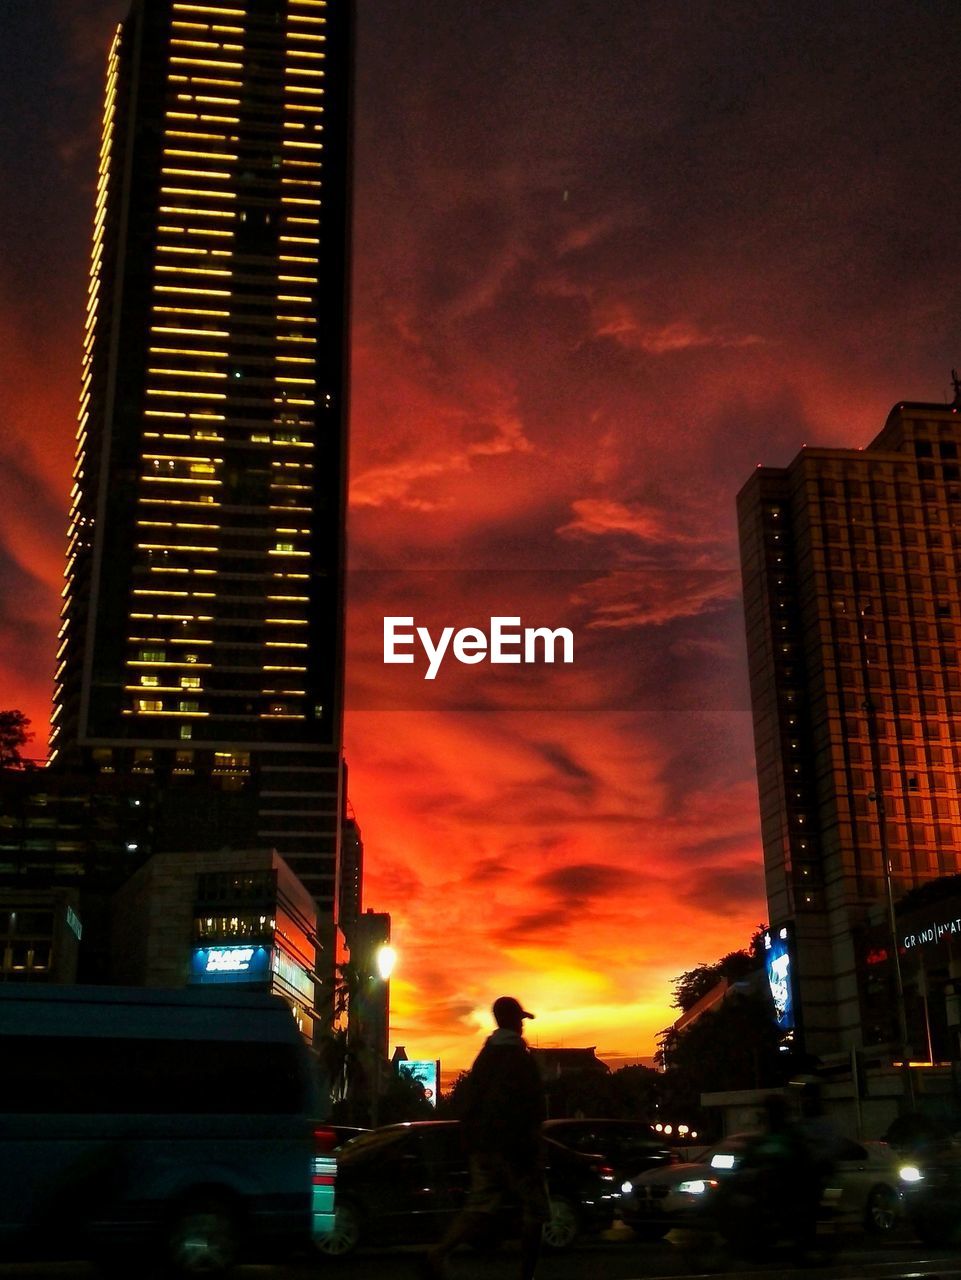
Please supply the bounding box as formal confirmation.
[425,996,550,1280]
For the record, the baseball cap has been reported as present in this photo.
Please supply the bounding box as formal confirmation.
[492,995,535,1024]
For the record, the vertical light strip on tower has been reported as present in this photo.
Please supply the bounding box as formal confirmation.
[51,26,123,763]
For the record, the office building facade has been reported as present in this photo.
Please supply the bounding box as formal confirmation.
[739,400,961,1060]
[111,847,318,1039]
[46,0,352,918]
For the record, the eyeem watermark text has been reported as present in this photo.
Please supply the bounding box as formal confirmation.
[384,616,575,680]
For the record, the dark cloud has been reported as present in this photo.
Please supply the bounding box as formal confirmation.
[535,862,644,901]
[681,864,767,914]
[531,743,596,792]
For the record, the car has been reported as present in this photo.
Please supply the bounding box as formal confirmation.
[620,1132,902,1240]
[314,1124,370,1152]
[541,1119,677,1185]
[316,1120,619,1257]
[898,1141,961,1244]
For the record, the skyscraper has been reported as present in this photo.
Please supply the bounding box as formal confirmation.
[739,399,961,1060]
[49,0,352,916]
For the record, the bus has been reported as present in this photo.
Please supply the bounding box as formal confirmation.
[0,984,335,1274]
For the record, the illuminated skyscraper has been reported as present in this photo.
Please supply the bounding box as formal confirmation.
[50,0,352,915]
[739,400,961,1062]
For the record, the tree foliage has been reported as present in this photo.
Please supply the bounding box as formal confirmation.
[654,928,782,1138]
[669,928,768,1011]
[0,710,33,769]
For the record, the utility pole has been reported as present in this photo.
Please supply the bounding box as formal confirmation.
[863,696,915,1111]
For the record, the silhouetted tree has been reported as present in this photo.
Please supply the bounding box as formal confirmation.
[654,928,780,1138]
[608,1063,661,1120]
[671,949,755,1011]
[0,710,33,769]
[378,1068,435,1124]
[437,1070,470,1117]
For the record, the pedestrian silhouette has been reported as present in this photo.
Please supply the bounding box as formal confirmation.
[425,996,549,1280]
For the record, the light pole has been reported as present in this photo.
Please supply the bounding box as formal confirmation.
[368,943,396,1127]
[863,696,915,1111]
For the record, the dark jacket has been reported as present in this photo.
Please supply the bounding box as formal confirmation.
[458,1029,546,1162]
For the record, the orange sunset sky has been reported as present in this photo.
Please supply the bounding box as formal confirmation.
[2,2,961,1074]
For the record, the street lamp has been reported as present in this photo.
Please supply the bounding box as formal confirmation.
[368,943,396,1127]
[376,944,397,982]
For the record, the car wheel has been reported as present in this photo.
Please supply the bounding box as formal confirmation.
[165,1194,238,1276]
[542,1197,579,1251]
[316,1201,363,1257]
[864,1184,898,1234]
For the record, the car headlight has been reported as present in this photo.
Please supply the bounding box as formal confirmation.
[677,1178,718,1196]
[710,1153,737,1170]
[621,1181,634,1195]
[899,1165,924,1183]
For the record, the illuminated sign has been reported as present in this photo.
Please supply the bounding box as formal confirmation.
[208,946,255,972]
[763,926,795,1032]
[65,906,83,941]
[190,944,270,984]
[271,947,315,1004]
[903,915,961,951]
[398,1059,440,1105]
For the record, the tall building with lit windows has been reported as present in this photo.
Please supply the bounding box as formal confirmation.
[46,0,352,929]
[739,399,961,1065]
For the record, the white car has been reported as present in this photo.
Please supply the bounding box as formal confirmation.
[620,1132,902,1240]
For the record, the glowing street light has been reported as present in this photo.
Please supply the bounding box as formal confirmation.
[376,943,397,981]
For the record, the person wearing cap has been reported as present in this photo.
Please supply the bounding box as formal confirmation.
[424,996,549,1280]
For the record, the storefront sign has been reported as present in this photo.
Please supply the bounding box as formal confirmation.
[903,916,961,950]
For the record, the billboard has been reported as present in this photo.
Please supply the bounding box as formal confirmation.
[189,944,271,985]
[397,1058,440,1105]
[763,925,796,1032]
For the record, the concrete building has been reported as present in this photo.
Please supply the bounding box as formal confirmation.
[111,846,317,1039]
[0,887,83,984]
[738,398,961,1069]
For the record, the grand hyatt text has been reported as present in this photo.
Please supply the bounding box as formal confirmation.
[383,616,575,680]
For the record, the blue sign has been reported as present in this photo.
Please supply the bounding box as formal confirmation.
[764,927,795,1031]
[190,944,271,985]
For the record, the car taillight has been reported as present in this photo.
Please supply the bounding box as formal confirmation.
[591,1162,616,1181]
[313,1126,339,1155]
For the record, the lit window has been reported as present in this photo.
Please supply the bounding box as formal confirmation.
[181,676,201,689]
[180,724,193,740]
[139,647,166,663]
[178,700,200,713]
[140,675,160,687]
[136,699,164,712]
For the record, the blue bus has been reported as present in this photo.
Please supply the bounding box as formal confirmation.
[0,984,335,1274]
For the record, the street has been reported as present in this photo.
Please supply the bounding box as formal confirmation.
[6,1227,961,1280]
